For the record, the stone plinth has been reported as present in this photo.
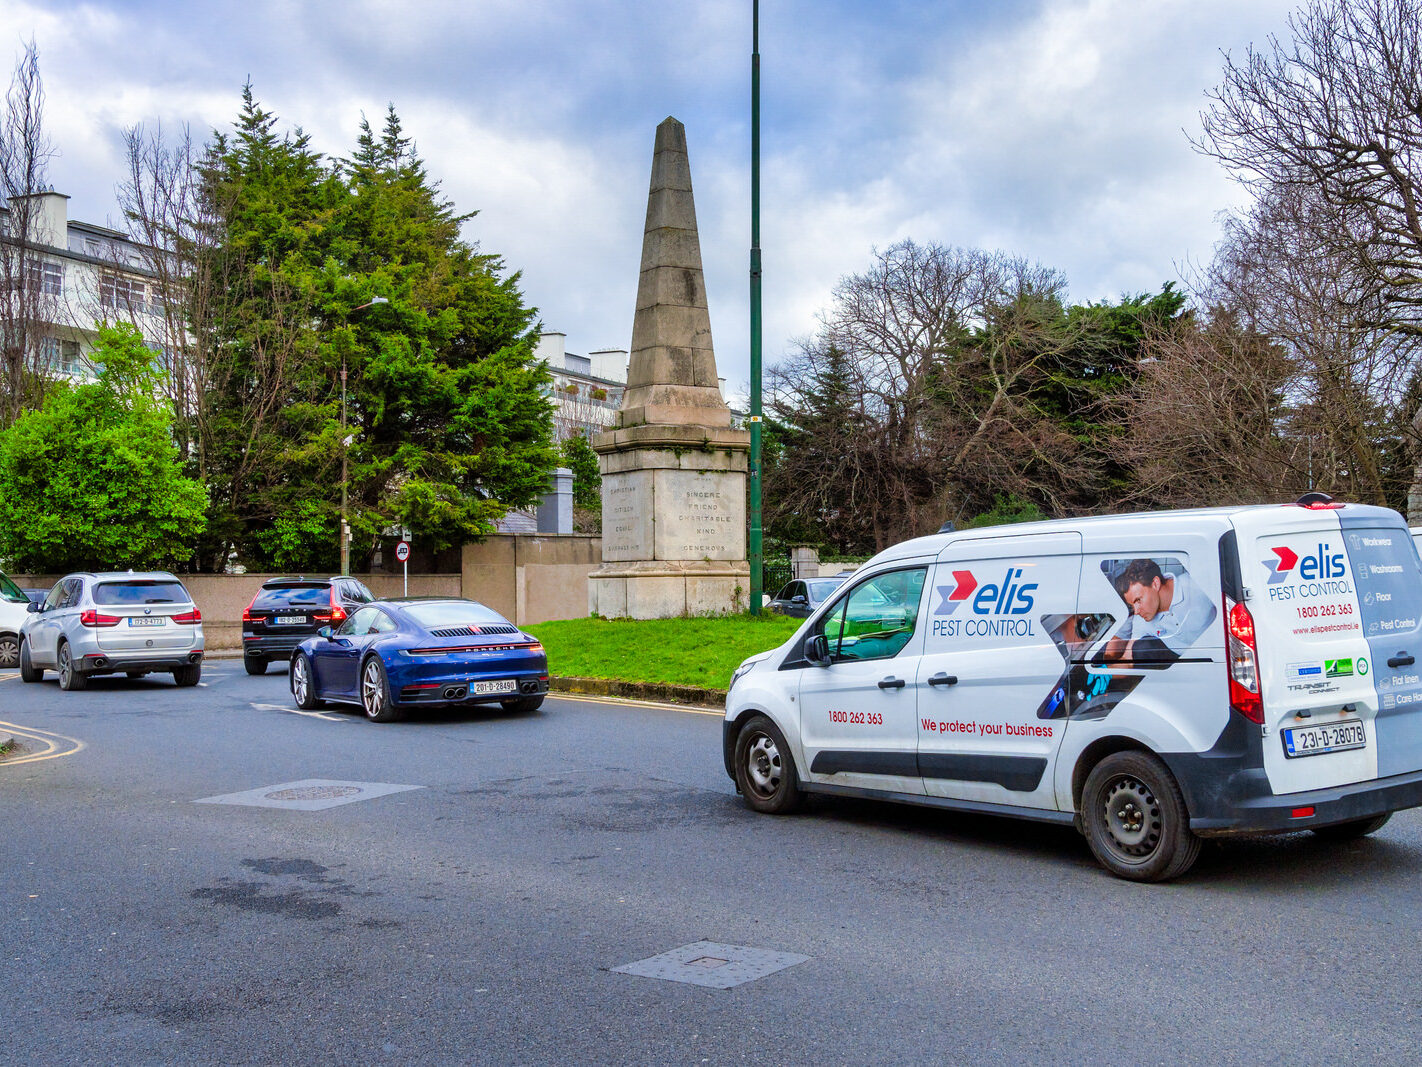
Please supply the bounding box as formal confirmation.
[589,424,749,617]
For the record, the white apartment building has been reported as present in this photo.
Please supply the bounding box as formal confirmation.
[533,330,743,436]
[0,190,177,381]
[534,331,628,441]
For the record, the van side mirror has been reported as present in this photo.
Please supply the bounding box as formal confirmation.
[318,626,334,640]
[805,633,832,667]
[26,600,40,613]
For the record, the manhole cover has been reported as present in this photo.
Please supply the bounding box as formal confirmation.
[611,941,809,990]
[264,785,362,802]
[195,779,423,811]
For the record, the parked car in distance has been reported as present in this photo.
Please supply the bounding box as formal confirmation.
[241,576,377,675]
[19,571,204,690]
[21,588,48,606]
[289,596,549,723]
[767,575,849,618]
[0,570,31,668]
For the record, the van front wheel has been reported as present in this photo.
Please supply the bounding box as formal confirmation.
[1082,751,1200,882]
[734,715,803,814]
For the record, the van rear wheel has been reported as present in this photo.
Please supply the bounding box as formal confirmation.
[1082,751,1200,882]
[734,715,803,814]
[1311,813,1391,840]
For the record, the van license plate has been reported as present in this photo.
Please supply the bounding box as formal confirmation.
[128,617,165,627]
[1283,720,1367,758]
[472,679,517,695]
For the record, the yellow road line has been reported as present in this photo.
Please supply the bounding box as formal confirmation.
[0,720,85,766]
[0,672,17,682]
[552,692,725,718]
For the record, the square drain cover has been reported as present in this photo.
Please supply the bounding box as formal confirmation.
[195,779,422,811]
[611,941,809,989]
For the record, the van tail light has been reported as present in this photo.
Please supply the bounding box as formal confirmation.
[1225,596,1264,724]
[79,609,121,628]
[172,608,201,624]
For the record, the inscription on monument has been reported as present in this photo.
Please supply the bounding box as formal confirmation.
[601,473,654,561]
[653,472,745,561]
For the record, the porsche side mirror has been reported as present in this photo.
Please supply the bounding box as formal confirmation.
[318,626,334,640]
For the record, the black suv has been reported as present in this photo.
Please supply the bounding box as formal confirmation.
[241,576,377,675]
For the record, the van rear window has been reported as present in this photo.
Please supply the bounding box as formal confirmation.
[93,580,190,606]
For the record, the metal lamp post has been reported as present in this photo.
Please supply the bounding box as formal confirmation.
[749,0,764,614]
[341,296,388,574]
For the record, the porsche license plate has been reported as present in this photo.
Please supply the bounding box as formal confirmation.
[472,679,517,695]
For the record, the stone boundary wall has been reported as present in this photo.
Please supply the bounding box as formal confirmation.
[11,534,601,651]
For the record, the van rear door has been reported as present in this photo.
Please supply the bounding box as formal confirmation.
[1234,507,1422,794]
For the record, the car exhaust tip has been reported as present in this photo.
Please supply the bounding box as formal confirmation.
[443,686,467,700]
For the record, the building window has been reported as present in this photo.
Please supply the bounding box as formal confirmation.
[145,341,175,374]
[24,260,62,295]
[100,274,145,311]
[39,337,81,377]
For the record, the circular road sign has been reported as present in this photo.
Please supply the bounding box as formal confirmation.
[395,541,410,563]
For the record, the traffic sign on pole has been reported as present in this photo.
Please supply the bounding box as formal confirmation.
[396,540,410,596]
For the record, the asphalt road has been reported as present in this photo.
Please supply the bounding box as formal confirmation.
[3,662,1422,1065]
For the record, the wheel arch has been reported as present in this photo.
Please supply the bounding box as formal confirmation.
[723,706,796,781]
[1071,735,1157,814]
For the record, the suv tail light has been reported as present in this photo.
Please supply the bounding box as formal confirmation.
[79,609,121,628]
[242,593,258,625]
[172,608,201,624]
[1225,596,1264,723]
[314,587,347,624]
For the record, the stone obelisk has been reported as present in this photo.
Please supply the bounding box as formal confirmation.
[588,117,751,618]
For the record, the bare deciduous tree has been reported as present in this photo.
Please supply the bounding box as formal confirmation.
[1122,309,1307,505]
[0,40,58,422]
[766,241,1087,552]
[1198,0,1422,335]
[1197,0,1422,515]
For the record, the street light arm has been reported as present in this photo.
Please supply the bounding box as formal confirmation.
[351,296,390,312]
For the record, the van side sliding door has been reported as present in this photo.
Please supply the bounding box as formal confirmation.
[915,533,1082,812]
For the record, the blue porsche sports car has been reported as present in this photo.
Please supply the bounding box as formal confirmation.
[289,597,550,722]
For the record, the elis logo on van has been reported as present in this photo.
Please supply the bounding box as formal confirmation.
[934,568,1037,616]
[1264,544,1345,584]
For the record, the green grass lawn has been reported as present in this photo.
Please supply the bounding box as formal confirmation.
[526,613,803,690]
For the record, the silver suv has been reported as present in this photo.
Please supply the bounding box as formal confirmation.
[19,571,205,690]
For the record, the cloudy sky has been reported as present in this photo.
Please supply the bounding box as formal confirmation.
[3,0,1299,394]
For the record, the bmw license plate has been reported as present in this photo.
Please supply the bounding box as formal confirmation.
[128,617,165,627]
[472,679,517,695]
[1283,719,1367,758]
[274,616,307,626]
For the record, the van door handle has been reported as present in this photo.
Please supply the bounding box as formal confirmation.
[877,677,906,690]
[1389,652,1415,668]
[927,673,958,687]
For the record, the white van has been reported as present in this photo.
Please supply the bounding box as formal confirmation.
[724,495,1422,881]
